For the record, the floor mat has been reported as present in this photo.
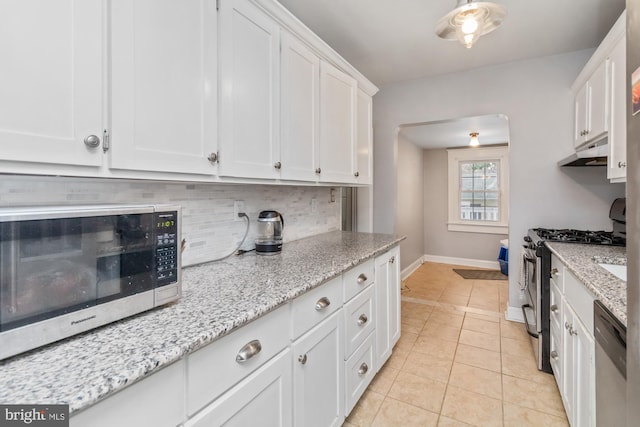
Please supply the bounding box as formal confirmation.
[453,269,507,280]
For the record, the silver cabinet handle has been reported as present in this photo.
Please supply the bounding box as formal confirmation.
[274,161,281,169]
[565,322,570,330]
[389,256,395,264]
[315,297,330,311]
[236,339,262,363]
[315,167,321,174]
[551,268,559,277]
[551,304,558,313]
[357,273,368,284]
[84,134,100,148]
[207,152,218,163]
[354,171,359,177]
[551,350,559,360]
[570,327,578,336]
[298,354,307,365]
[357,314,368,326]
[358,362,369,376]
[618,161,627,168]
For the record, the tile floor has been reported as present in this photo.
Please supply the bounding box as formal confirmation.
[343,262,569,427]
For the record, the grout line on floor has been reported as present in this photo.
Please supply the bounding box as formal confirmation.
[402,295,503,319]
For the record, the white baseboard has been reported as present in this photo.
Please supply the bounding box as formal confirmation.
[401,256,424,280]
[423,254,500,270]
[505,305,524,323]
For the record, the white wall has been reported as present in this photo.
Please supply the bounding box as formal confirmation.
[373,49,626,312]
[423,148,507,262]
[0,176,341,267]
[395,135,424,271]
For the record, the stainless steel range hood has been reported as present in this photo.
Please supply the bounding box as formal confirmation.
[558,141,608,167]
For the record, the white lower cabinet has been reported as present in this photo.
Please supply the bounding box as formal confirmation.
[293,310,345,427]
[345,331,375,414]
[550,255,595,427]
[375,246,401,369]
[183,349,292,427]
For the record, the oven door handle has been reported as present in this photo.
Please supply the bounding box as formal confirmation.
[521,304,539,338]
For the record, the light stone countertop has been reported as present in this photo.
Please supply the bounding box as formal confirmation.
[545,242,627,326]
[0,231,403,413]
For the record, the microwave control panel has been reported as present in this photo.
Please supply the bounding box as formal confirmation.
[154,211,178,287]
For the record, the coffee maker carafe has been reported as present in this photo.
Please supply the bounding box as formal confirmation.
[256,210,284,255]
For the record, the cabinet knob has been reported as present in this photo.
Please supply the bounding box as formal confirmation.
[551,350,559,360]
[354,171,359,177]
[315,297,331,311]
[357,314,368,326]
[565,321,571,330]
[315,167,321,174]
[357,273,368,284]
[389,256,395,264]
[236,339,262,363]
[83,134,100,148]
[618,161,626,168]
[570,327,578,336]
[298,354,307,365]
[550,268,559,277]
[551,304,558,313]
[358,362,369,376]
[207,152,218,163]
[274,161,281,170]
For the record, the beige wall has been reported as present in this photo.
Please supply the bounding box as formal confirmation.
[423,149,507,262]
[395,135,425,271]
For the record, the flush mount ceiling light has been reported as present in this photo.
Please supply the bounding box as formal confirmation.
[436,0,507,49]
[469,132,480,146]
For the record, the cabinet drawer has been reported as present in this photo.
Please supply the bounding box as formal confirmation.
[291,276,343,339]
[343,259,374,302]
[564,270,595,334]
[344,331,375,415]
[551,254,564,291]
[550,281,562,333]
[186,304,290,416]
[344,284,375,357]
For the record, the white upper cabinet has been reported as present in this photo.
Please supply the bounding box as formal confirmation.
[280,32,320,182]
[0,0,104,167]
[608,36,627,182]
[110,0,217,175]
[218,0,281,179]
[319,61,357,183]
[355,89,373,184]
[574,60,608,148]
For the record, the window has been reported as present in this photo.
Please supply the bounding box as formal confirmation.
[447,146,508,234]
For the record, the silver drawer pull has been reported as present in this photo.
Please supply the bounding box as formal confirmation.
[551,350,559,360]
[551,304,558,313]
[565,321,571,330]
[358,362,369,376]
[298,354,307,365]
[357,314,368,326]
[570,327,578,336]
[315,297,330,311]
[551,268,559,277]
[236,339,262,363]
[357,273,368,284]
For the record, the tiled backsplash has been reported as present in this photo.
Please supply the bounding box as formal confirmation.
[0,176,341,266]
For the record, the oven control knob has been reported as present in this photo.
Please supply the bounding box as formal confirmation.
[524,236,532,243]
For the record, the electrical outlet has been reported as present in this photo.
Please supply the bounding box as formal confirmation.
[329,188,336,203]
[233,200,245,221]
[311,197,318,213]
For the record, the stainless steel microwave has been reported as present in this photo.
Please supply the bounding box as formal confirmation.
[0,204,181,360]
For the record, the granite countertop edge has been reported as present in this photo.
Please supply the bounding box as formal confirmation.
[0,231,405,414]
[545,242,627,326]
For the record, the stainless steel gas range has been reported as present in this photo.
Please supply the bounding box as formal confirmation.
[521,199,626,373]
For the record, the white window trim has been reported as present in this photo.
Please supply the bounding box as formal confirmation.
[447,145,509,234]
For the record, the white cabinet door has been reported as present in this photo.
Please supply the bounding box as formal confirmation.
[574,83,589,148]
[573,315,595,427]
[184,349,292,427]
[219,0,280,179]
[588,60,609,143]
[319,61,357,183]
[292,310,344,427]
[374,246,401,369]
[608,36,627,182]
[355,89,373,184]
[280,32,319,182]
[110,0,217,175]
[0,0,104,167]
[561,301,575,424]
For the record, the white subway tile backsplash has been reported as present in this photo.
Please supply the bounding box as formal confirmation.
[0,176,341,266]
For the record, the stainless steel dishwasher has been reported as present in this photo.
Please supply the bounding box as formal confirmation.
[594,300,627,426]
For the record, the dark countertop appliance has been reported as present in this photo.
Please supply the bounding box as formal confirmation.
[522,198,626,374]
[255,210,284,255]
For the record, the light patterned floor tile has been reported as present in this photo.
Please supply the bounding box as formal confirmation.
[371,398,439,427]
[441,386,503,427]
[454,343,501,373]
[345,389,385,427]
[388,371,447,413]
[458,329,501,352]
[367,365,399,395]
[413,336,458,360]
[502,375,566,418]
[463,316,501,335]
[448,362,502,400]
[503,402,570,427]
[437,416,474,426]
[402,350,454,383]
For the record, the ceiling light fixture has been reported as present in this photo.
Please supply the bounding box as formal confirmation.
[436,0,507,49]
[469,132,480,147]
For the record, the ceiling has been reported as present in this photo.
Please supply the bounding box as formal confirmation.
[277,0,626,87]
[399,114,510,149]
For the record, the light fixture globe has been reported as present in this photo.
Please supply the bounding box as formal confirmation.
[469,132,480,147]
[436,0,506,48]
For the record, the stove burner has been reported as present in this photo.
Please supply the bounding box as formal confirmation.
[531,228,625,246]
